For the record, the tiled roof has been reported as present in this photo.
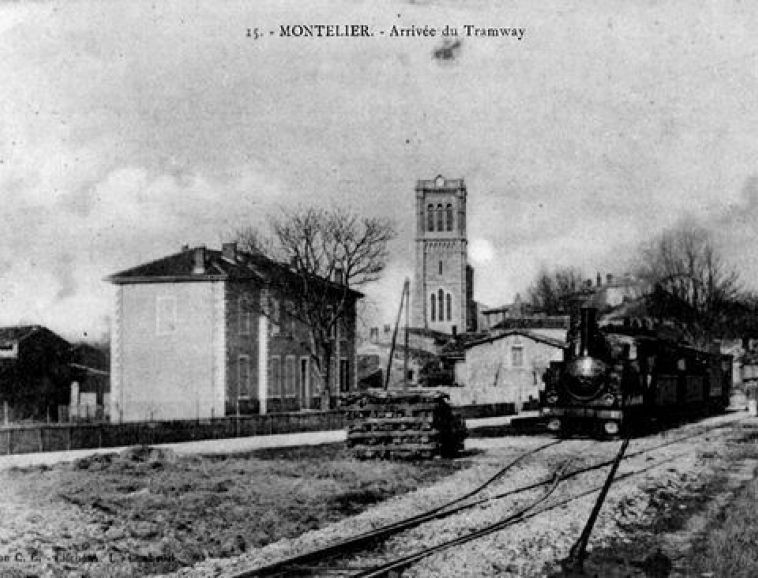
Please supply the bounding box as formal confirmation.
[107,248,264,283]
[464,329,567,350]
[0,326,43,343]
[107,246,363,297]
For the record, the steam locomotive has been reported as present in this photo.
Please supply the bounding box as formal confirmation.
[542,307,732,438]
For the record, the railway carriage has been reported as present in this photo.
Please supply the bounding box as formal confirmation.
[542,307,732,437]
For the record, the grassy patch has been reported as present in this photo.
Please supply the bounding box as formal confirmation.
[2,443,469,575]
[687,467,758,577]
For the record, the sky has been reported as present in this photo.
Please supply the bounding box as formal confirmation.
[2,0,758,340]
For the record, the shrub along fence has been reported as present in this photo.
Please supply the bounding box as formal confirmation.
[0,402,518,456]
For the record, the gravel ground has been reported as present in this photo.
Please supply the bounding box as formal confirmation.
[177,411,753,577]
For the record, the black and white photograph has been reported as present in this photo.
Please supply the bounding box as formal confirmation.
[2,0,758,576]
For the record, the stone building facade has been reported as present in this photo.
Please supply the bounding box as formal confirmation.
[411,175,477,334]
[452,329,567,408]
[107,244,359,422]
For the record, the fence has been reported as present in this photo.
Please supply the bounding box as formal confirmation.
[0,401,519,456]
[0,410,346,456]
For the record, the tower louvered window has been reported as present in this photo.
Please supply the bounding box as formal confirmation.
[446,292,452,321]
[427,204,434,231]
[438,289,445,321]
[436,204,443,231]
[446,203,453,231]
[430,293,436,321]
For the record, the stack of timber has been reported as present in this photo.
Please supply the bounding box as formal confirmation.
[343,390,467,460]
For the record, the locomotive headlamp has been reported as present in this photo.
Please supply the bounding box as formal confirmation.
[565,356,608,401]
[568,356,607,380]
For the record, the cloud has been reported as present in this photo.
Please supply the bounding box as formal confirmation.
[3,0,758,335]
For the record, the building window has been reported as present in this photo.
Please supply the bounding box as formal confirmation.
[339,358,349,393]
[300,357,309,399]
[446,203,453,231]
[511,346,524,367]
[239,296,250,335]
[269,297,280,335]
[285,356,296,397]
[438,260,443,275]
[238,355,250,395]
[430,293,436,321]
[427,204,435,231]
[438,289,445,321]
[436,204,444,231]
[156,296,177,335]
[269,356,281,397]
[446,292,452,322]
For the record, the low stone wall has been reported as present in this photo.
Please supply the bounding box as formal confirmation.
[0,401,521,456]
[433,385,539,410]
[0,411,346,456]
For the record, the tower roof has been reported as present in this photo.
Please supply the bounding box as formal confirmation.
[415,175,466,191]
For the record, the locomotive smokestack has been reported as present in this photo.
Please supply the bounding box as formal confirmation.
[579,307,598,357]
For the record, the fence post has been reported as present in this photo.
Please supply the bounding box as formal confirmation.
[3,401,8,426]
[39,428,44,453]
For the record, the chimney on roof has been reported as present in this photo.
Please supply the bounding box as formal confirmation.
[222,242,237,262]
[181,244,189,252]
[596,272,602,287]
[333,266,344,285]
[192,246,206,275]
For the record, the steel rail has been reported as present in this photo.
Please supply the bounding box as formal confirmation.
[354,460,575,578]
[231,440,563,577]
[354,418,745,577]
[231,414,746,577]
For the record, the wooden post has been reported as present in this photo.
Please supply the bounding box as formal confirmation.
[3,401,8,426]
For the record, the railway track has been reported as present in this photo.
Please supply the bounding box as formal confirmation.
[230,414,746,578]
[231,440,563,577]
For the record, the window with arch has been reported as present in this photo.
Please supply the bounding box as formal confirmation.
[438,260,443,275]
[427,204,434,231]
[430,293,436,321]
[446,203,453,231]
[436,204,444,231]
[446,293,451,321]
[438,289,445,321]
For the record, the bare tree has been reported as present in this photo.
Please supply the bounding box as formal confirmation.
[527,266,585,314]
[235,207,395,400]
[636,222,741,345]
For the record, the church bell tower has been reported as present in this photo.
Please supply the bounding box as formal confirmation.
[411,175,474,334]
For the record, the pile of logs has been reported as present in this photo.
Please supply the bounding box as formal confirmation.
[343,390,467,460]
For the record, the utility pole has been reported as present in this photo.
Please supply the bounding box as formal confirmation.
[384,278,410,390]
